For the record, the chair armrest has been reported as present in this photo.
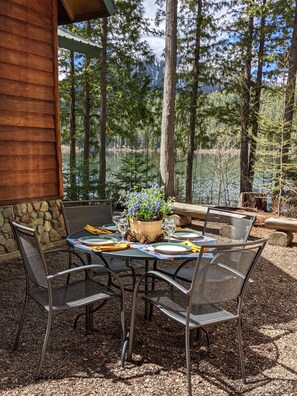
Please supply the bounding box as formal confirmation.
[146,270,189,295]
[47,264,107,280]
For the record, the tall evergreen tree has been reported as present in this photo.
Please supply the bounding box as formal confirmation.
[160,0,177,197]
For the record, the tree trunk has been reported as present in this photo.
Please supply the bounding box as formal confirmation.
[98,17,108,199]
[160,0,177,198]
[283,0,297,157]
[83,53,91,199]
[185,0,202,203]
[69,50,77,199]
[240,11,254,193]
[248,0,266,187]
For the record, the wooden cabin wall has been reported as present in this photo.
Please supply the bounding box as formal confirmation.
[0,0,64,204]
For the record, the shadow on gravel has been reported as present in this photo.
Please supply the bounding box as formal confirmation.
[0,250,296,395]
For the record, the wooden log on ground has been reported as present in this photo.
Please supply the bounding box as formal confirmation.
[172,202,209,220]
[265,217,297,233]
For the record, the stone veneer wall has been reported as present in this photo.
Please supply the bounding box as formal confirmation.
[0,200,66,256]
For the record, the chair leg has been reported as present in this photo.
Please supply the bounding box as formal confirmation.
[13,294,29,351]
[237,318,246,383]
[36,310,52,378]
[185,327,192,396]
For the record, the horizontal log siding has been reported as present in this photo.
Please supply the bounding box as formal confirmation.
[0,0,63,205]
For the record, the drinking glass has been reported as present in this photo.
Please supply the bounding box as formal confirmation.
[112,215,122,229]
[117,217,129,241]
[164,218,175,242]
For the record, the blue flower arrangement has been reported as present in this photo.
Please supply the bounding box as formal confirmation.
[120,184,174,221]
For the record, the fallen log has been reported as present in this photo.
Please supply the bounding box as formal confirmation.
[172,202,209,220]
[265,217,297,233]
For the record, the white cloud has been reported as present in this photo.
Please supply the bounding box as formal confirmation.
[143,0,165,59]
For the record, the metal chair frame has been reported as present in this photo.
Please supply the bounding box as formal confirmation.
[61,199,141,289]
[11,221,125,378]
[127,239,267,396]
[158,208,257,283]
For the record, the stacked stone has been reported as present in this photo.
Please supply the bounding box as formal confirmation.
[0,206,15,254]
[0,200,66,255]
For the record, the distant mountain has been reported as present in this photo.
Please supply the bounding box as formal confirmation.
[146,59,218,93]
[146,60,165,87]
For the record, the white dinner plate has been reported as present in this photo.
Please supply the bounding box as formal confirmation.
[102,224,117,232]
[78,236,117,246]
[172,231,203,240]
[152,243,191,255]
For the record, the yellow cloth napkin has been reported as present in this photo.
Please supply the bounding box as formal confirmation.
[84,224,113,235]
[181,240,208,253]
[90,243,130,252]
[175,227,183,231]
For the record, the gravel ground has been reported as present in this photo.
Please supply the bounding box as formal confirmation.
[0,223,297,396]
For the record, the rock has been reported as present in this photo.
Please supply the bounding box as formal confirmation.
[0,245,6,253]
[171,214,192,227]
[20,203,27,214]
[30,211,37,219]
[56,200,61,209]
[44,220,52,232]
[220,224,237,240]
[2,223,11,234]
[14,204,22,217]
[33,202,41,212]
[48,200,56,207]
[38,212,44,218]
[0,214,4,228]
[2,207,12,219]
[20,213,30,224]
[0,235,6,246]
[35,218,44,226]
[51,219,59,229]
[27,203,33,213]
[56,227,67,237]
[37,225,45,235]
[51,206,60,219]
[58,214,65,228]
[268,230,294,247]
[44,211,52,221]
[40,201,49,212]
[40,231,49,244]
[49,228,60,242]
[5,239,16,252]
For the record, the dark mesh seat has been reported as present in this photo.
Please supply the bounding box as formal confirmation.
[127,239,267,396]
[61,200,142,284]
[11,221,125,378]
[159,208,257,283]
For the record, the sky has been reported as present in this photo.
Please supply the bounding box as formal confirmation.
[143,0,165,58]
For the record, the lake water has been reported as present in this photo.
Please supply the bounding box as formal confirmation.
[62,149,241,206]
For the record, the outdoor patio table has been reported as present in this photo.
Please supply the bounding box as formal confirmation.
[66,230,217,328]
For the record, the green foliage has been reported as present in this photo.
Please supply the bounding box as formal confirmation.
[107,151,158,203]
[120,184,174,221]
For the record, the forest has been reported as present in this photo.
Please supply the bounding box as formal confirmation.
[58,0,297,217]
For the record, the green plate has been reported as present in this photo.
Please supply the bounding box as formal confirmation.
[79,236,117,246]
[102,224,117,232]
[152,242,191,255]
[172,231,203,240]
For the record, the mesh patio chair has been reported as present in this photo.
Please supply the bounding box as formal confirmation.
[158,208,257,283]
[11,221,125,378]
[202,207,256,243]
[61,200,142,286]
[127,239,267,396]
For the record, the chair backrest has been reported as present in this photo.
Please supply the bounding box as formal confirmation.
[190,239,266,308]
[61,200,113,235]
[202,208,256,243]
[12,222,48,288]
